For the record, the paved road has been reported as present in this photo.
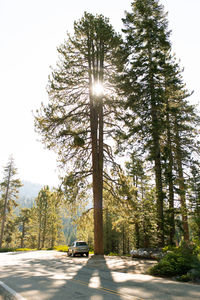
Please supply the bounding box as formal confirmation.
[0,251,199,300]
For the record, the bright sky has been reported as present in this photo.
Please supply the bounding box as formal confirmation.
[0,0,200,186]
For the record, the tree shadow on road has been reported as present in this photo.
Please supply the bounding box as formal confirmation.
[64,254,125,299]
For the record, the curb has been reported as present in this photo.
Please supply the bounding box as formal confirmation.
[0,282,26,300]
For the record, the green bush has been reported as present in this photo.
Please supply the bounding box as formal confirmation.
[108,252,119,256]
[0,248,15,253]
[149,242,199,277]
[54,245,68,252]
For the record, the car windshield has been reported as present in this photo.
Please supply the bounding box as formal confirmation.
[76,242,87,246]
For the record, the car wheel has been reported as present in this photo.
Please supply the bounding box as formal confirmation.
[67,251,71,257]
[85,252,89,257]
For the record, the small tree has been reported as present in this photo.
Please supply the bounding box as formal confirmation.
[34,187,64,249]
[17,208,31,248]
[35,186,50,249]
[0,156,22,248]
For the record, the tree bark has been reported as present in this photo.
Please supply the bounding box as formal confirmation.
[174,119,189,243]
[37,211,42,250]
[148,40,164,247]
[90,98,104,254]
[166,102,175,245]
[88,37,104,255]
[21,221,25,248]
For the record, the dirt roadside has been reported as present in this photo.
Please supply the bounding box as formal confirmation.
[86,255,157,274]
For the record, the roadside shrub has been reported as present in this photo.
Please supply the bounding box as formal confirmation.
[54,245,68,252]
[108,252,119,256]
[192,239,200,258]
[0,248,15,253]
[149,242,199,277]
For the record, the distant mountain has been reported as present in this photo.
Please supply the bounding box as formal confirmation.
[17,180,44,208]
[19,180,43,199]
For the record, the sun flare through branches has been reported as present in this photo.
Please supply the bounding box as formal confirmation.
[92,82,104,96]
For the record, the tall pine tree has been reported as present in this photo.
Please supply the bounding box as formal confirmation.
[119,0,171,246]
[35,13,122,254]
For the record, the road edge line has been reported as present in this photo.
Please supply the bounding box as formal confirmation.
[0,281,26,300]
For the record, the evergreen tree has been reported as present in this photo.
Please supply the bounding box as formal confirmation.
[118,0,172,246]
[48,191,64,248]
[17,208,31,248]
[0,156,22,248]
[35,13,122,254]
[188,161,200,240]
[24,206,38,249]
[162,56,200,243]
[104,167,157,251]
[34,186,64,249]
[35,186,51,249]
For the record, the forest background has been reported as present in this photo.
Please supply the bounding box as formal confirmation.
[0,0,200,258]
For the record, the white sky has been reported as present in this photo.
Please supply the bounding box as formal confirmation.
[0,0,200,186]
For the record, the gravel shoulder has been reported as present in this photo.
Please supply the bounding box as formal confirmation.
[85,254,157,274]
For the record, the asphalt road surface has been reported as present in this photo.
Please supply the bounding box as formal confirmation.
[0,251,199,300]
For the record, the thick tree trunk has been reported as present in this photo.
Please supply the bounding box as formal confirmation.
[135,222,140,249]
[90,99,104,255]
[166,105,175,245]
[148,42,164,247]
[151,110,164,247]
[21,221,25,248]
[134,176,140,249]
[37,213,42,250]
[88,37,104,255]
[105,208,110,253]
[42,208,47,249]
[122,225,125,255]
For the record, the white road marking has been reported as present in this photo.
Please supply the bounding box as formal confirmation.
[0,281,26,300]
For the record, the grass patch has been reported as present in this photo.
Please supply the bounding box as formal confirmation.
[54,245,69,252]
[0,248,36,252]
[107,252,119,256]
[16,248,36,251]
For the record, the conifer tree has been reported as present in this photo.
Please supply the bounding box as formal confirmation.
[170,91,198,243]
[48,191,64,248]
[188,161,200,240]
[35,186,50,249]
[35,13,122,254]
[119,0,172,246]
[162,54,200,243]
[34,186,64,249]
[18,208,31,248]
[0,156,22,248]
